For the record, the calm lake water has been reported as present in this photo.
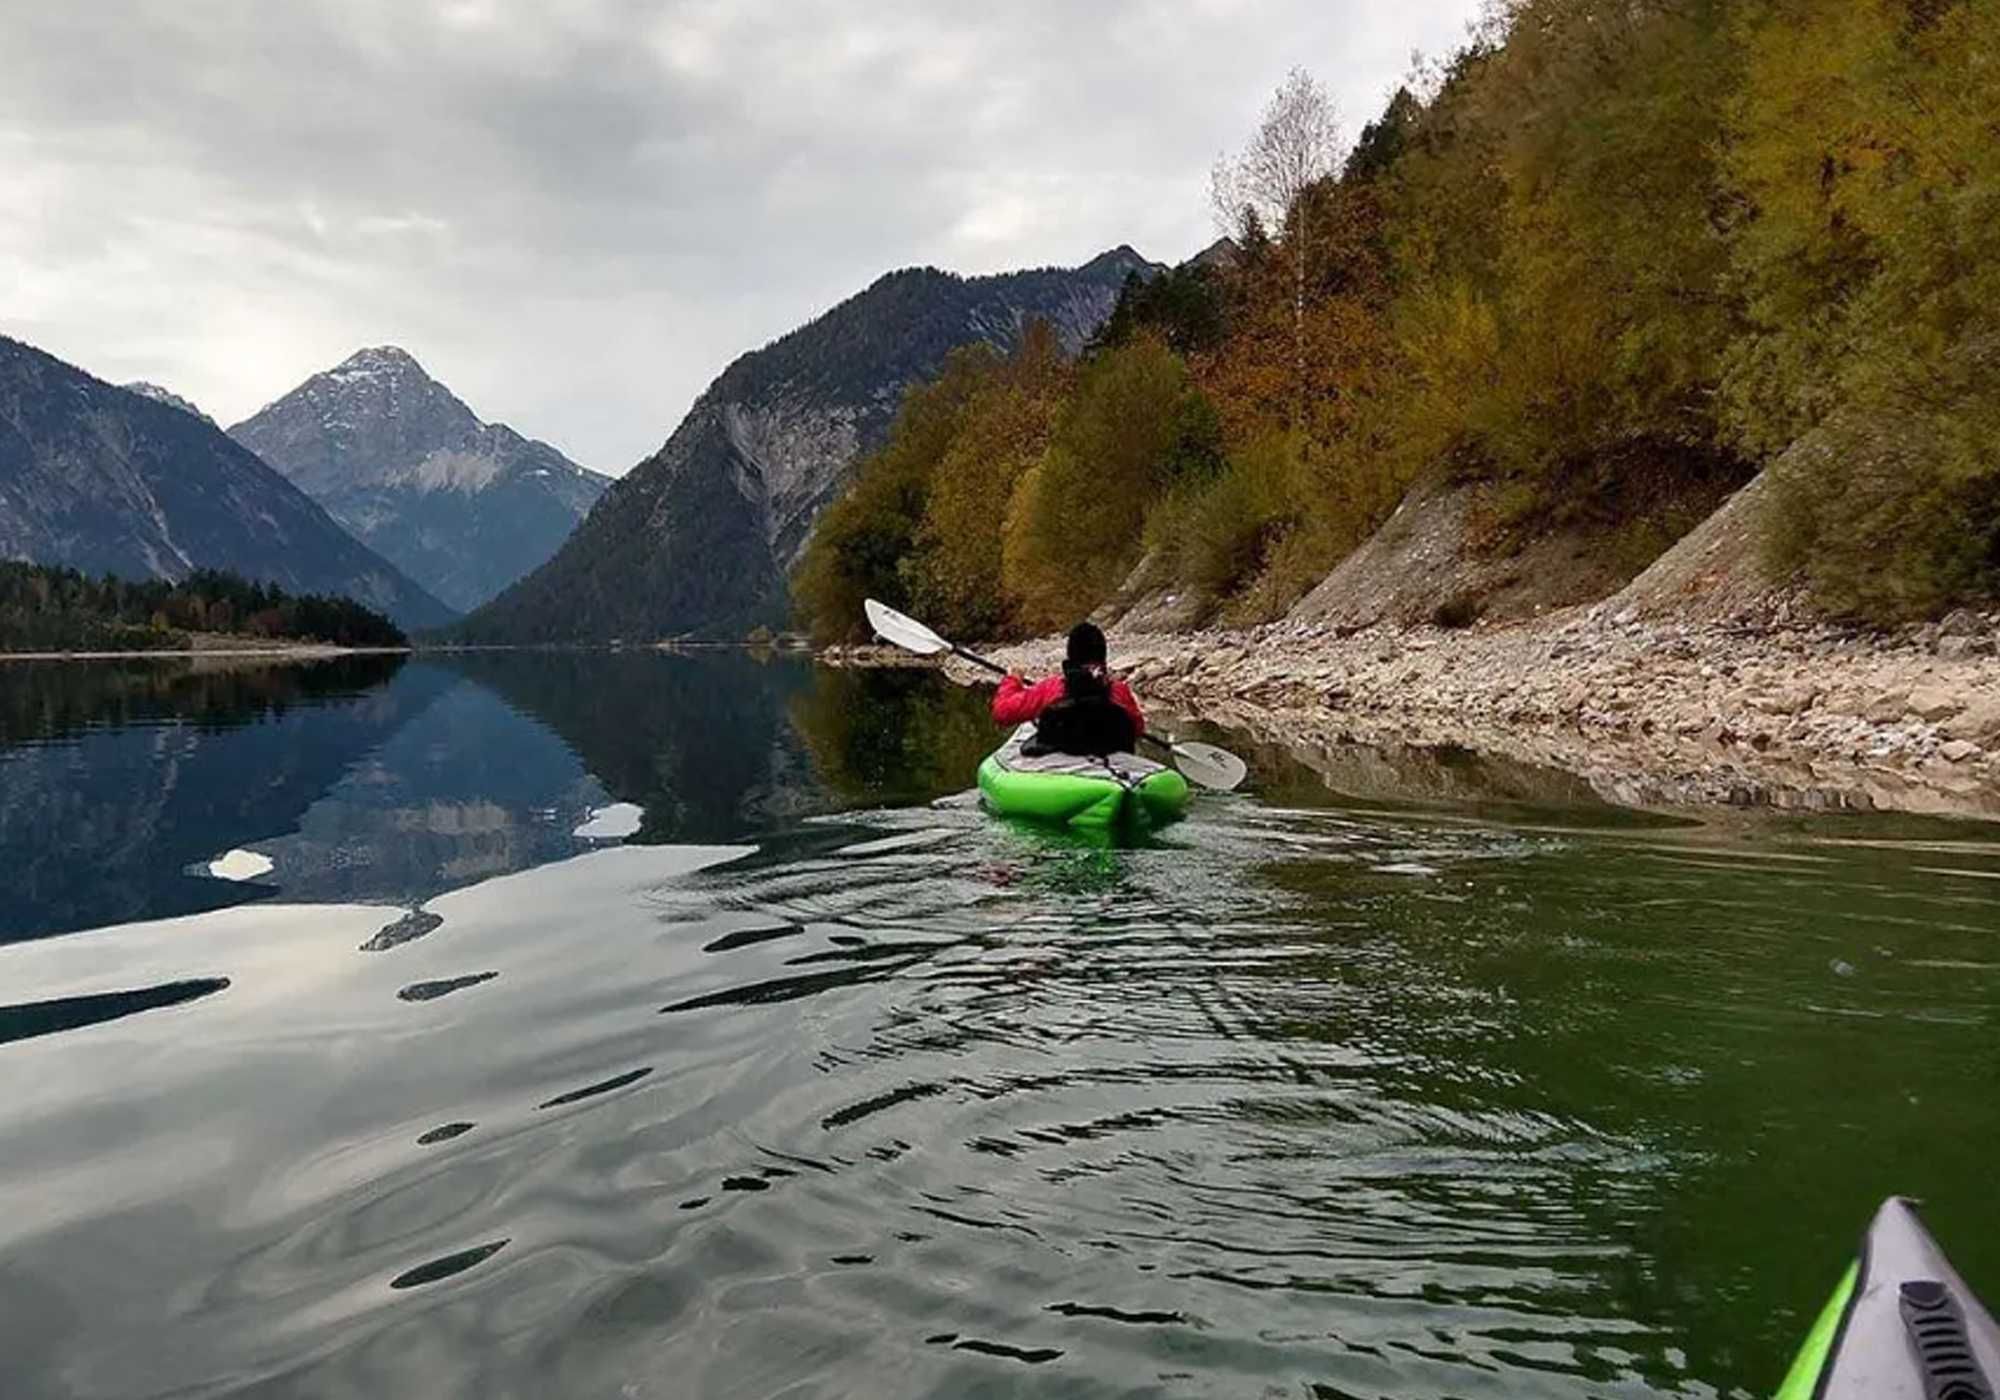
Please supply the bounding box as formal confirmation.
[1,651,1995,1399]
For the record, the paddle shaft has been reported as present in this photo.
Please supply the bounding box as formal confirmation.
[949,644,1008,676]
[948,643,1179,761]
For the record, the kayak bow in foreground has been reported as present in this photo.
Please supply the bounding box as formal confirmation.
[1777,1196,1997,1399]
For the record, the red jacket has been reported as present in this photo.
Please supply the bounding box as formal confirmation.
[992,672,1145,735]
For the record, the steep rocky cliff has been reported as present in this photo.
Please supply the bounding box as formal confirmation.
[230,347,609,612]
[0,336,453,628]
[454,247,1157,642]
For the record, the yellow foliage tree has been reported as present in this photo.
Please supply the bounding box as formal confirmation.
[1002,336,1216,631]
[1723,0,2000,616]
[792,343,1001,643]
[909,321,1070,637]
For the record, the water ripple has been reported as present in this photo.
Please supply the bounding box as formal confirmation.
[1,805,1995,1397]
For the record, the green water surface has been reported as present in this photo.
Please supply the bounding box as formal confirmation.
[0,651,1992,1398]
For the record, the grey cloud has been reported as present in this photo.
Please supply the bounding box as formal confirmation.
[1,0,1483,472]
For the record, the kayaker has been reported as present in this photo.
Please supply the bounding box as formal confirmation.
[992,622,1145,756]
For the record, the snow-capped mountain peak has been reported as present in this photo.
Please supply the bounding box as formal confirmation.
[228,348,610,613]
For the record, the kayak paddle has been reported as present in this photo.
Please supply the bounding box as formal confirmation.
[862,598,1248,792]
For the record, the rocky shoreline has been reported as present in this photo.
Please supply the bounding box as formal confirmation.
[873,605,2000,822]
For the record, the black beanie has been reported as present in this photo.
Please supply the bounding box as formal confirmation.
[1066,621,1107,666]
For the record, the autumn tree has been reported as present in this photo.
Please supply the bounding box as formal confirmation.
[908,321,1072,636]
[1722,0,2000,617]
[792,344,1001,643]
[1003,337,1220,631]
[1211,67,1347,392]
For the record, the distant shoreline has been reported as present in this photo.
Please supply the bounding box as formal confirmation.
[411,640,816,655]
[0,643,411,662]
[0,637,822,662]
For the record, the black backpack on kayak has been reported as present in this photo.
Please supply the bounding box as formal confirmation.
[1025,662,1137,758]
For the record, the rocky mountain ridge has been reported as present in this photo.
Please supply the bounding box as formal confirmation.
[0,335,453,628]
[230,347,609,612]
[455,246,1160,642]
[122,381,214,424]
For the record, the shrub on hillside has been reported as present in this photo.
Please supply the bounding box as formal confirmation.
[1722,0,2000,619]
[1378,0,1741,502]
[1002,338,1220,631]
[1143,431,1301,607]
[1432,594,1482,629]
[1765,342,2000,621]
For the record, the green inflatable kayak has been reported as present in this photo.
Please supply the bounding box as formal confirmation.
[1776,1196,1996,1398]
[978,725,1190,828]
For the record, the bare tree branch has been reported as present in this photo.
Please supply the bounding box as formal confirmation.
[1229,67,1343,235]
[1213,67,1347,412]
[1209,154,1243,239]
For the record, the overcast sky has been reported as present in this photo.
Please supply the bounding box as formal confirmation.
[3,0,1483,473]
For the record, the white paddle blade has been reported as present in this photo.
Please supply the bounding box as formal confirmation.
[1170,740,1248,792]
[865,598,949,655]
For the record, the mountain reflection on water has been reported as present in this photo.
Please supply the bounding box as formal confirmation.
[0,651,998,942]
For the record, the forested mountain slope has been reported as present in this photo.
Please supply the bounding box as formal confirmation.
[0,336,453,628]
[452,247,1155,642]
